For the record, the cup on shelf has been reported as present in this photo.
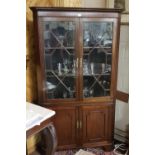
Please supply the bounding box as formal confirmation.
[106,64,111,72]
[103,39,112,47]
[46,81,56,90]
[64,65,69,74]
[83,60,89,75]
[68,87,74,98]
[63,91,67,98]
[90,63,94,75]
[72,60,76,74]
[89,89,94,97]
[58,63,62,75]
[101,63,105,73]
[83,87,89,97]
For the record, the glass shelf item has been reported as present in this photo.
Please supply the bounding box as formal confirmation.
[82,21,113,98]
[83,22,113,48]
[43,20,77,99]
[46,81,56,90]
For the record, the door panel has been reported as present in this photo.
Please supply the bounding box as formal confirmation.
[39,17,80,101]
[81,19,114,99]
[81,104,114,143]
[50,106,77,148]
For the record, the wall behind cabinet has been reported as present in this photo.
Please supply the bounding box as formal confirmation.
[26,0,53,103]
[117,25,129,93]
[115,25,129,140]
[26,0,53,153]
[81,0,106,8]
[106,0,129,140]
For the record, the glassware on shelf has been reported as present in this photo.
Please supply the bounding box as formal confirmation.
[46,81,56,90]
[84,30,90,46]
[83,59,89,75]
[63,91,67,98]
[68,87,74,98]
[66,27,74,47]
[63,58,69,74]
[106,64,111,72]
[58,35,65,45]
[103,39,112,47]
[44,24,51,48]
[103,80,110,89]
[58,63,62,75]
[83,87,89,97]
[72,60,76,74]
[101,63,105,73]
[91,63,102,74]
[64,65,69,74]
[89,89,94,97]
[90,63,94,75]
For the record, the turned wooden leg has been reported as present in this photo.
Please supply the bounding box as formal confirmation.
[26,142,28,155]
[46,124,57,155]
[38,123,57,155]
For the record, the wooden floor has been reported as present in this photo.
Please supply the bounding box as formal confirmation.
[30,149,112,155]
[29,140,128,155]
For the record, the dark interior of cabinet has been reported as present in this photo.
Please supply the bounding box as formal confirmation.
[43,21,113,99]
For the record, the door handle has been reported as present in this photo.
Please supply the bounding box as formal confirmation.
[77,120,82,129]
[77,120,79,129]
[80,58,82,68]
[76,58,79,68]
[79,120,82,129]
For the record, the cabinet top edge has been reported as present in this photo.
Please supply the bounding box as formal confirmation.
[30,7,122,13]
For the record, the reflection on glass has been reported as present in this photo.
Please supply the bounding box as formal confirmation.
[83,22,113,47]
[46,81,56,90]
[43,21,76,99]
[83,21,113,98]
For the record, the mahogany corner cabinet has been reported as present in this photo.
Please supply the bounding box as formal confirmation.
[30,7,122,151]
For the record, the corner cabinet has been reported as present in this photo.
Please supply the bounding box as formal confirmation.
[30,7,121,151]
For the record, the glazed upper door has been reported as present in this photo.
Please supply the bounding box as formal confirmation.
[40,18,79,101]
[38,16,118,102]
[80,18,117,99]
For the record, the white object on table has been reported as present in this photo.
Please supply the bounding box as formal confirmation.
[26,102,55,131]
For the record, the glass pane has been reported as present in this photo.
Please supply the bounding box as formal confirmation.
[43,21,76,99]
[83,21,113,98]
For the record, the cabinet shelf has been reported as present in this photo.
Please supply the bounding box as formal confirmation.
[46,74,76,77]
[46,70,76,77]
[103,88,110,91]
[46,70,110,77]
[83,72,110,76]
[47,89,75,94]
[45,47,74,50]
[83,46,111,49]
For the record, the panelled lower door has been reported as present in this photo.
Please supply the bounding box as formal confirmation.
[50,106,78,149]
[80,104,114,146]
